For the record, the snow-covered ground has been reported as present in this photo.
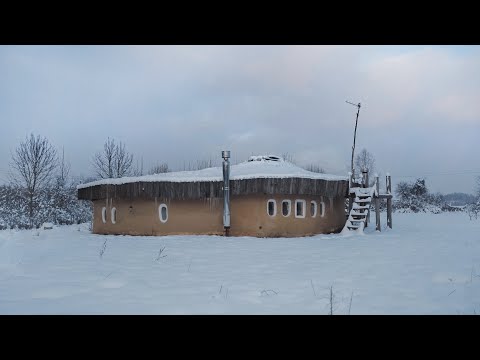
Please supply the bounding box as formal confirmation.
[1,212,479,314]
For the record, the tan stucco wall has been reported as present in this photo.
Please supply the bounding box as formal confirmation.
[93,194,346,237]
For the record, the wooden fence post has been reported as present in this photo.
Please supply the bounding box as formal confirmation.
[362,168,369,227]
[375,174,380,231]
[386,173,392,229]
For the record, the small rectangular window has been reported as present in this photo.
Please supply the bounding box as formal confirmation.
[111,207,117,224]
[310,201,317,217]
[102,207,107,224]
[267,199,276,217]
[282,200,291,217]
[159,204,168,223]
[295,200,306,218]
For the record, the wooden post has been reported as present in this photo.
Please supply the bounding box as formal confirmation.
[349,102,361,177]
[361,169,367,188]
[362,169,369,227]
[366,169,370,226]
[348,172,353,215]
[386,173,392,229]
[375,174,380,231]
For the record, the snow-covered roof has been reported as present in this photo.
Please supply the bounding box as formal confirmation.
[77,155,347,189]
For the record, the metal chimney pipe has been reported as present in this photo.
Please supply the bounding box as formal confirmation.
[222,150,231,235]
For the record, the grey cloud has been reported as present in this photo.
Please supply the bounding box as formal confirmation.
[0,45,479,194]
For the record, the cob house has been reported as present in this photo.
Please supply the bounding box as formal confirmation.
[77,153,350,237]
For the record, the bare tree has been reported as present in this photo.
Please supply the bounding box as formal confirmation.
[52,147,72,216]
[195,158,213,170]
[304,164,326,173]
[182,158,217,171]
[348,291,354,315]
[281,152,296,164]
[77,175,98,185]
[132,156,144,176]
[114,141,133,178]
[92,138,133,179]
[328,285,335,315]
[93,138,115,179]
[56,147,71,188]
[476,176,480,200]
[354,148,377,186]
[10,134,58,228]
[354,148,376,175]
[148,162,169,175]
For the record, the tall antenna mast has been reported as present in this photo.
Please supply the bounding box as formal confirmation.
[346,100,361,176]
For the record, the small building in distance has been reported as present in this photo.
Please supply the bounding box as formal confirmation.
[77,155,348,237]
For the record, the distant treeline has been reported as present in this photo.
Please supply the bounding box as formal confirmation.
[389,178,479,216]
[442,192,477,206]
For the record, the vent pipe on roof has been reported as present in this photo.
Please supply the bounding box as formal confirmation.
[222,150,231,236]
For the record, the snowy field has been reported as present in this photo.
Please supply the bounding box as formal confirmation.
[1,212,479,314]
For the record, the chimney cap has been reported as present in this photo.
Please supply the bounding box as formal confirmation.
[222,150,230,159]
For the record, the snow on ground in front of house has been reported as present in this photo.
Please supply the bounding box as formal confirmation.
[77,157,347,189]
[1,212,479,314]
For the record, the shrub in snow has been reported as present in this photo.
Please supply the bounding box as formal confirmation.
[466,202,480,220]
[393,178,462,214]
[0,183,92,229]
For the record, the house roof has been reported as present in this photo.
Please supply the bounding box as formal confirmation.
[77,156,347,190]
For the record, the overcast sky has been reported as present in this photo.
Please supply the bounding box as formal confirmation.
[0,45,479,194]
